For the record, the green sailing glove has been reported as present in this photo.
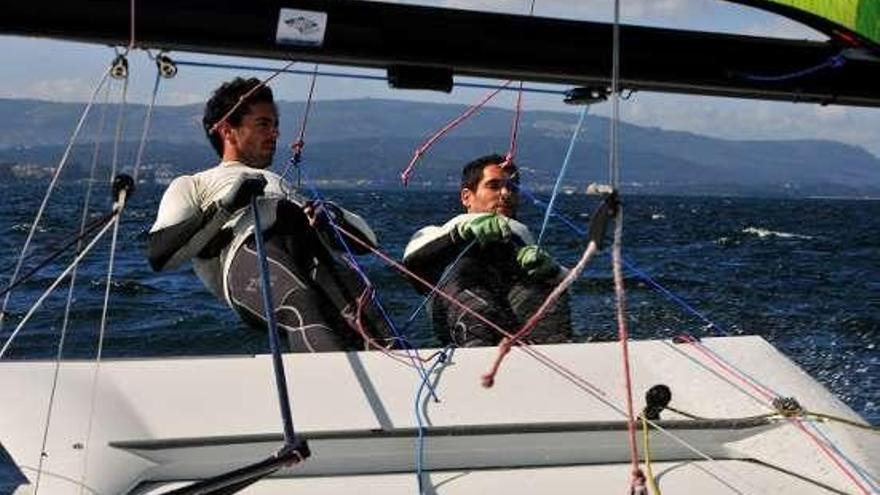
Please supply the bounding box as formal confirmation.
[516,244,560,280]
[456,213,512,246]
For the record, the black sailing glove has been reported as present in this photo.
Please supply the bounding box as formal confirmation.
[219,173,267,213]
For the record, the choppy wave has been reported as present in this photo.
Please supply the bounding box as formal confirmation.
[8,223,46,234]
[742,226,813,240]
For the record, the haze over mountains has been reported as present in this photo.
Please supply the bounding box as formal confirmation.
[1,98,878,197]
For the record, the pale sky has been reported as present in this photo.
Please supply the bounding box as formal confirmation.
[2,0,879,156]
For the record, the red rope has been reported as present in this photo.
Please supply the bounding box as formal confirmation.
[792,419,871,495]
[128,0,136,51]
[208,61,296,135]
[334,224,607,396]
[482,241,600,387]
[678,335,870,493]
[291,64,320,163]
[676,334,777,402]
[501,81,525,168]
[610,213,645,491]
[345,283,440,367]
[400,81,513,185]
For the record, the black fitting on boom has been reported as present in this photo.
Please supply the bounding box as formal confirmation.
[585,187,619,251]
[643,384,672,420]
[112,174,135,202]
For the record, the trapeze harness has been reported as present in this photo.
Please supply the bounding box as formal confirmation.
[148,162,386,352]
[403,214,572,347]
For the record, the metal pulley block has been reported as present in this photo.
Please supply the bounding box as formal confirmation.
[110,54,128,79]
[156,53,177,78]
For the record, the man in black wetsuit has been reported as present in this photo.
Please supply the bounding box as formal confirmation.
[147,77,389,352]
[403,154,572,347]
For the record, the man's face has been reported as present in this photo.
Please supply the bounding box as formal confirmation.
[223,102,279,168]
[461,164,519,218]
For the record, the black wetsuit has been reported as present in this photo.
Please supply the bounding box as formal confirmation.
[147,162,390,352]
[403,214,572,347]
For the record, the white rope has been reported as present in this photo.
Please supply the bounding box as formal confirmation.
[0,68,111,332]
[78,190,127,494]
[32,80,113,494]
[131,69,163,183]
[608,0,621,187]
[109,73,129,183]
[0,212,119,359]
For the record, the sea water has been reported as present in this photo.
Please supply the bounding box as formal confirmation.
[0,181,877,491]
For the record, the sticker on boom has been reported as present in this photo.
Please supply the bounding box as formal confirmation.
[276,9,327,47]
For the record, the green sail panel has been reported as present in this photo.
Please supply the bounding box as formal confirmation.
[732,0,880,47]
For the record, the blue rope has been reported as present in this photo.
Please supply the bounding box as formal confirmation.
[806,420,880,492]
[398,240,476,336]
[291,161,440,399]
[519,185,730,336]
[740,52,845,82]
[250,196,298,446]
[175,60,566,96]
[414,345,454,495]
[537,105,589,247]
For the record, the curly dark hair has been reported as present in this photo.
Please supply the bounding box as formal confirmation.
[202,77,275,157]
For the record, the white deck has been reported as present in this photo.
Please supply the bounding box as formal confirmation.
[1,337,877,494]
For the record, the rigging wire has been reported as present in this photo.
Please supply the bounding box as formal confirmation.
[0,212,121,360]
[499,0,537,170]
[32,80,113,493]
[400,81,512,185]
[536,105,589,247]
[79,56,169,491]
[278,63,320,192]
[109,57,129,183]
[511,166,876,494]
[0,211,117,301]
[332,223,763,494]
[604,1,648,492]
[78,189,128,495]
[806,421,880,492]
[208,60,296,135]
[296,163,441,382]
[130,67,161,183]
[0,67,111,334]
[277,63,440,385]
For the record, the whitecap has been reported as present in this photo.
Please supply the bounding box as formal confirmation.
[742,227,812,240]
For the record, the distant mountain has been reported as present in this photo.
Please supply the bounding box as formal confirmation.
[1,97,878,197]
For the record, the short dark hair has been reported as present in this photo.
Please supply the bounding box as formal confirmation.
[202,77,275,156]
[460,153,520,191]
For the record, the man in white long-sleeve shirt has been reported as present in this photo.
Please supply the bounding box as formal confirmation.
[147,77,388,352]
[403,154,572,347]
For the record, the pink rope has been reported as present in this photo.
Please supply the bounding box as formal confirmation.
[610,212,646,490]
[400,81,512,185]
[128,0,136,51]
[501,81,525,168]
[792,419,872,495]
[677,334,777,402]
[678,335,870,493]
[208,61,296,135]
[482,241,600,386]
[334,224,606,397]
[291,64,320,161]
